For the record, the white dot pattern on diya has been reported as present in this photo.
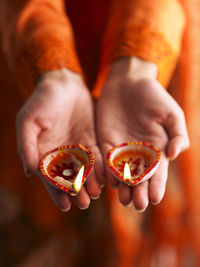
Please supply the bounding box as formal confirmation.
[63,169,73,176]
[39,144,94,196]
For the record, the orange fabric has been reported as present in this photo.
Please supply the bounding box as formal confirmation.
[177,0,200,263]
[107,186,143,266]
[1,0,82,98]
[1,0,200,266]
[93,0,186,97]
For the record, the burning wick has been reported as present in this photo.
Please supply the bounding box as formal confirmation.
[54,165,85,195]
[73,165,85,193]
[123,163,131,181]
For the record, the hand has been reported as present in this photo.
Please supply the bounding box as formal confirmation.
[16,69,104,211]
[97,57,190,211]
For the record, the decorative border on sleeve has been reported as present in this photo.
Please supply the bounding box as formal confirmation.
[101,24,178,88]
[14,32,82,98]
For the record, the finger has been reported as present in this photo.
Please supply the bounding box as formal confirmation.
[73,187,90,210]
[118,182,132,206]
[40,176,71,212]
[85,173,101,200]
[148,156,169,205]
[100,142,120,187]
[16,115,40,176]
[167,136,190,160]
[106,168,119,188]
[165,110,190,160]
[92,145,106,186]
[132,180,149,212]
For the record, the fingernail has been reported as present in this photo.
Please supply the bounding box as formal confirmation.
[169,155,177,161]
[23,163,32,177]
[168,149,179,161]
[60,205,71,212]
[91,195,100,200]
[136,208,146,213]
[151,201,160,205]
[125,202,132,208]
[79,204,90,210]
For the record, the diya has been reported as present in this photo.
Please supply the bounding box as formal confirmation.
[40,144,94,196]
[106,141,161,186]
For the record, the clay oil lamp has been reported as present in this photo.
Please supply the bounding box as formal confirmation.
[40,144,94,196]
[106,141,161,186]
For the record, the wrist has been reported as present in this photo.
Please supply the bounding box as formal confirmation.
[108,57,158,82]
[37,68,84,87]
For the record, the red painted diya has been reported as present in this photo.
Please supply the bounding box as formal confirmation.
[40,144,94,196]
[106,141,161,186]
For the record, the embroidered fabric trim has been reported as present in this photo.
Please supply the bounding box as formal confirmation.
[14,33,82,97]
[101,24,177,88]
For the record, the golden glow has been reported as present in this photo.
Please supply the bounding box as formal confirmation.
[73,165,85,192]
[123,163,131,181]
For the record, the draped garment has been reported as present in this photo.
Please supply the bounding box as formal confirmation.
[0,0,200,266]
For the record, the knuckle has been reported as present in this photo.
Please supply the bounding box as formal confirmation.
[16,109,27,125]
[171,106,186,126]
[16,108,31,128]
[185,137,190,150]
[177,106,185,119]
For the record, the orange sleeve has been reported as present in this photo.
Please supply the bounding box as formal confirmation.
[0,0,82,97]
[93,0,186,97]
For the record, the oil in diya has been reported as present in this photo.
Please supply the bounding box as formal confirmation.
[40,144,94,196]
[106,141,161,186]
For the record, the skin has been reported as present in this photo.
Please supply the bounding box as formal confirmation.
[97,57,190,211]
[16,68,104,211]
[16,57,190,213]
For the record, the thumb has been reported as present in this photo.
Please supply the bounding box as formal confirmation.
[165,109,190,160]
[16,115,40,176]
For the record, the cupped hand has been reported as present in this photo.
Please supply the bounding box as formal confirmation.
[16,69,104,211]
[97,58,190,211]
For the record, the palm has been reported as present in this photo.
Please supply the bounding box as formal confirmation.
[17,70,103,211]
[35,82,96,156]
[97,78,187,210]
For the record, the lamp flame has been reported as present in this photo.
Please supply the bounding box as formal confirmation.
[123,163,131,181]
[73,165,85,192]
